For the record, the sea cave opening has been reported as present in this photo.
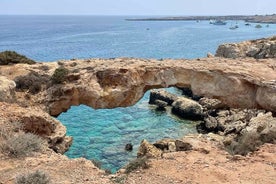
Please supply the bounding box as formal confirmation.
[57,87,197,173]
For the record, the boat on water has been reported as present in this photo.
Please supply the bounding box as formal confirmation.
[213,20,227,25]
[245,23,251,26]
[255,24,262,28]
[229,25,239,30]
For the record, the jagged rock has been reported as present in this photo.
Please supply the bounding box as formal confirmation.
[149,89,177,105]
[205,116,218,130]
[216,36,276,59]
[175,140,193,151]
[0,53,275,116]
[225,112,276,155]
[172,97,204,120]
[216,44,242,59]
[199,97,226,110]
[0,76,16,103]
[244,112,276,143]
[0,102,72,154]
[137,139,162,158]
[154,99,168,110]
[153,139,176,152]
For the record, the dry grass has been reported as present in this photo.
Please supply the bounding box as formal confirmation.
[0,122,46,158]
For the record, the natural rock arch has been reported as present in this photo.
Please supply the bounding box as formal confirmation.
[0,57,275,116]
[40,58,276,116]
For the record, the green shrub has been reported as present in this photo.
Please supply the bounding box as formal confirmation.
[0,51,35,65]
[15,170,50,184]
[14,71,49,94]
[51,67,69,84]
[124,157,150,173]
[0,132,45,158]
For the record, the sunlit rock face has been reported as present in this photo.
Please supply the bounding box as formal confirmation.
[216,36,276,59]
[0,56,275,116]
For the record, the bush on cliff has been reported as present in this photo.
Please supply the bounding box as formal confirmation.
[14,71,49,94]
[225,131,262,156]
[15,170,50,184]
[0,51,35,65]
[0,132,46,158]
[124,157,150,173]
[51,67,69,84]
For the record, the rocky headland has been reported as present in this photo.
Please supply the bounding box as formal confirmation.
[126,14,276,24]
[0,37,275,183]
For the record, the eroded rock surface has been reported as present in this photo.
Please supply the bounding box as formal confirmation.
[0,102,72,154]
[216,36,276,59]
[0,57,275,116]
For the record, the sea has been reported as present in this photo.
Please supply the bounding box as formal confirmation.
[0,15,275,173]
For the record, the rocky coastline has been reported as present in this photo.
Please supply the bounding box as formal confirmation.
[0,36,275,183]
[126,14,276,24]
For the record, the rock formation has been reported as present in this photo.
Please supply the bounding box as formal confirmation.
[0,57,275,117]
[0,36,276,183]
[0,102,72,154]
[216,36,276,59]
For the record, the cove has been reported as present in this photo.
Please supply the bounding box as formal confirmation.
[57,88,197,173]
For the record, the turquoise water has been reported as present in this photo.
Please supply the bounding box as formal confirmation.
[58,88,197,173]
[1,15,276,172]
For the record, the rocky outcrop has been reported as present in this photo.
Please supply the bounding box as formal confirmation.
[149,89,178,105]
[149,89,204,119]
[137,139,163,158]
[0,102,72,154]
[0,57,275,116]
[138,138,194,158]
[224,112,276,155]
[172,97,204,120]
[216,36,276,59]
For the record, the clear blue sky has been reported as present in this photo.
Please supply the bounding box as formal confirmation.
[0,0,275,15]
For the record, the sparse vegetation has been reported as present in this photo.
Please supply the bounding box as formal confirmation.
[124,157,150,173]
[91,159,102,169]
[15,170,50,184]
[14,71,49,94]
[225,131,262,156]
[112,175,127,184]
[0,51,35,65]
[0,132,45,158]
[51,67,69,84]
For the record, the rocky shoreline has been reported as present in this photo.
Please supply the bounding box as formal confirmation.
[0,36,275,183]
[126,14,276,24]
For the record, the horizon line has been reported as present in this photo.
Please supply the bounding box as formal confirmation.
[0,14,267,17]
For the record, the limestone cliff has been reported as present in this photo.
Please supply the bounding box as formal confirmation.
[0,57,275,116]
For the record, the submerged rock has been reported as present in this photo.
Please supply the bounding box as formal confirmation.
[125,143,133,151]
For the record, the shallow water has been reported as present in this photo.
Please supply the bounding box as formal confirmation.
[58,89,197,172]
[1,15,276,172]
